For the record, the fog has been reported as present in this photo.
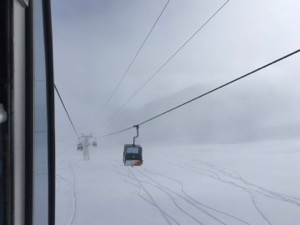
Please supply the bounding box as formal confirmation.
[52,2,300,224]
[52,0,300,145]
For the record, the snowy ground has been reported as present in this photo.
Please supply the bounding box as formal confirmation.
[56,138,300,225]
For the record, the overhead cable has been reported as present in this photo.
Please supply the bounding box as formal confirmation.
[97,0,171,120]
[137,49,300,126]
[105,0,230,122]
[99,48,300,138]
[100,126,133,138]
[54,84,79,137]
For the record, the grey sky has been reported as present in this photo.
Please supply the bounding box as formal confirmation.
[52,0,300,145]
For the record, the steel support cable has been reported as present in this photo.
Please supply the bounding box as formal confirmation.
[54,84,79,137]
[137,49,300,126]
[100,126,133,138]
[96,0,171,122]
[105,0,230,122]
[99,49,300,138]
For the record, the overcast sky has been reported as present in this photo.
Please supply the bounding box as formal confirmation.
[52,0,300,145]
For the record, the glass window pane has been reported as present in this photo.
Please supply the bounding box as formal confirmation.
[33,0,49,224]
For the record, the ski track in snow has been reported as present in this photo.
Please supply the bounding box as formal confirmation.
[178,162,300,225]
[201,161,300,205]
[142,168,252,225]
[113,162,175,220]
[128,168,178,225]
[182,162,300,207]
[179,164,273,225]
[115,159,300,225]
[67,162,77,225]
[123,178,181,225]
[128,173,205,225]
[134,170,220,225]
[56,141,300,225]
[55,174,68,191]
[122,178,180,225]
[250,193,272,225]
[121,165,250,225]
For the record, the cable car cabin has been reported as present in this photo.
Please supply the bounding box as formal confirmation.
[92,141,97,147]
[77,143,83,151]
[123,144,143,166]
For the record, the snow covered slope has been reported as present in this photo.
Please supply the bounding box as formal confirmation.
[56,139,300,225]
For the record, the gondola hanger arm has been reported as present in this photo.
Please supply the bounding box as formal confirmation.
[133,125,139,145]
